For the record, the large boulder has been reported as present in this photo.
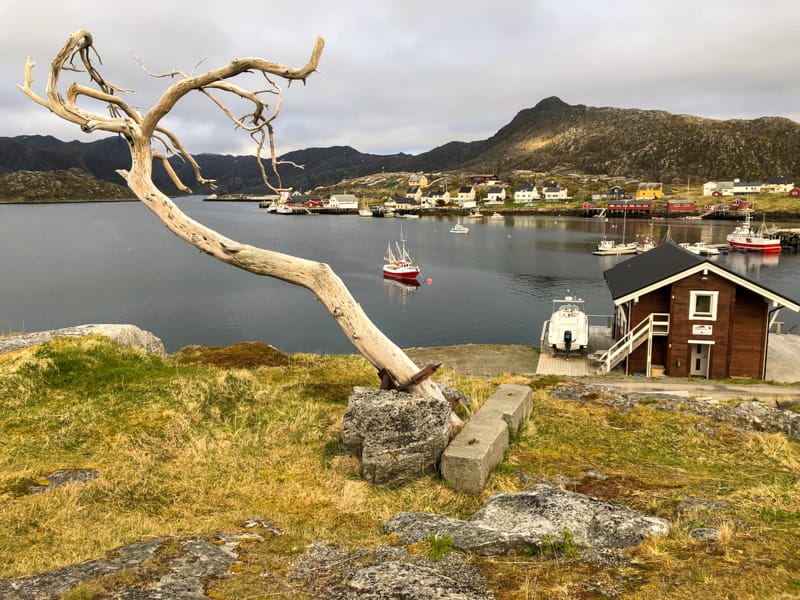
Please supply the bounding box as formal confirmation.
[0,324,165,356]
[342,387,451,486]
[385,484,670,555]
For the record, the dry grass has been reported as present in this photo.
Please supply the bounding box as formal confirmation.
[1,338,800,599]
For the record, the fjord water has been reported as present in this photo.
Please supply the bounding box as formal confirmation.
[2,198,799,354]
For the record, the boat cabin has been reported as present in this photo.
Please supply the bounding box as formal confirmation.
[601,242,800,379]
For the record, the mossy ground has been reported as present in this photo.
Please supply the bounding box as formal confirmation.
[1,337,799,598]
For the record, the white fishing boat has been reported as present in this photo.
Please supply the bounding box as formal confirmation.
[679,241,720,256]
[489,212,504,220]
[726,212,781,253]
[547,293,589,358]
[593,239,638,255]
[593,205,637,255]
[382,229,421,281]
[450,222,470,234]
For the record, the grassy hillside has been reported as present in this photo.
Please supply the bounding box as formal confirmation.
[0,168,134,202]
[1,337,799,598]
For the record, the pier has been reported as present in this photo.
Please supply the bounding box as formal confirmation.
[777,228,800,249]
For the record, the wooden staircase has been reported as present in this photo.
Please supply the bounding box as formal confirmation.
[594,313,670,375]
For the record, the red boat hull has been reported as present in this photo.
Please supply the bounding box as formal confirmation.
[727,240,781,253]
[382,267,420,280]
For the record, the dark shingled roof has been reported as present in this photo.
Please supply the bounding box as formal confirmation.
[603,242,703,300]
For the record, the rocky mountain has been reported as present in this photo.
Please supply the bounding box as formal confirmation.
[2,97,800,198]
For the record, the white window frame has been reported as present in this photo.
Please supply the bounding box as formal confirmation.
[689,290,718,321]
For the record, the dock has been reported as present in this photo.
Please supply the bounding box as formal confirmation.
[536,324,615,376]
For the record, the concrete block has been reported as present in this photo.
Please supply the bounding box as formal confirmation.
[441,384,533,493]
[441,417,508,494]
[480,384,532,433]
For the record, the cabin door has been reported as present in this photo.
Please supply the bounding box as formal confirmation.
[689,343,710,378]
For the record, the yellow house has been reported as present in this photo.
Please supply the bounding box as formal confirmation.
[408,173,428,188]
[635,182,663,200]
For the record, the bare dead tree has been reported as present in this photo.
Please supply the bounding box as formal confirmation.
[21,30,460,429]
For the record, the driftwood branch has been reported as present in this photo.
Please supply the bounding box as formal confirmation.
[21,30,460,430]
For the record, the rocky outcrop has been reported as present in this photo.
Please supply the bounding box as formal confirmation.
[551,383,800,440]
[342,387,451,486]
[0,535,244,600]
[289,543,494,600]
[385,484,670,555]
[0,324,165,356]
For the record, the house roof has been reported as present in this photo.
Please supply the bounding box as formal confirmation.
[603,242,800,312]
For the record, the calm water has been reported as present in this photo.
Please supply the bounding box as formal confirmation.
[2,198,799,353]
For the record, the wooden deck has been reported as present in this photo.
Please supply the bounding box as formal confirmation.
[536,325,615,377]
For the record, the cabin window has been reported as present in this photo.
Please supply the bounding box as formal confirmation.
[689,290,718,321]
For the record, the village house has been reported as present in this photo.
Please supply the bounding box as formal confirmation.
[703,181,735,196]
[762,176,794,194]
[456,186,476,205]
[424,188,450,206]
[405,186,422,201]
[392,196,421,213]
[408,173,428,188]
[485,185,507,204]
[591,185,627,202]
[542,183,568,202]
[513,183,540,203]
[605,199,653,215]
[667,199,696,214]
[327,194,359,210]
[601,243,800,380]
[635,182,663,200]
[469,174,500,186]
[732,179,762,195]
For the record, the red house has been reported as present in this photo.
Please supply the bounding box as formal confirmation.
[667,200,696,213]
[789,188,800,198]
[599,243,800,379]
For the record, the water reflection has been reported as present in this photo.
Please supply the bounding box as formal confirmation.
[724,251,781,274]
[382,276,420,308]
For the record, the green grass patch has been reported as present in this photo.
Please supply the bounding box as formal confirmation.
[2,339,800,599]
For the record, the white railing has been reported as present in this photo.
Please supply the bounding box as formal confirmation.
[595,313,669,375]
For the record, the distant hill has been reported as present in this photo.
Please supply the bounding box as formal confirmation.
[2,97,800,198]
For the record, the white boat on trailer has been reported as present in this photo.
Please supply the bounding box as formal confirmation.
[547,294,589,358]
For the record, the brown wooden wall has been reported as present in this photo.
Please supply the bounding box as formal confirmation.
[728,287,768,378]
[620,270,769,379]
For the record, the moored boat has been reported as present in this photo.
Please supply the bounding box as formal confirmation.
[547,293,589,358]
[679,241,720,256]
[382,232,420,281]
[593,239,638,255]
[726,213,781,253]
[450,222,470,234]
[489,212,503,220]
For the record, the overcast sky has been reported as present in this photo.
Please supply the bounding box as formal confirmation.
[3,0,799,158]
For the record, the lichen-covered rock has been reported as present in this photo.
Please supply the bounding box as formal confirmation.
[0,324,165,356]
[342,387,450,486]
[386,484,670,555]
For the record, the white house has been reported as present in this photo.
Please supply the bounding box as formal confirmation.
[327,194,359,210]
[513,183,540,203]
[763,176,794,194]
[485,185,507,204]
[405,186,422,201]
[732,179,762,195]
[456,186,476,205]
[425,188,451,205]
[703,181,734,196]
[542,183,568,201]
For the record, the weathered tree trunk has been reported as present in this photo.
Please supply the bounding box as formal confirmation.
[20,30,460,428]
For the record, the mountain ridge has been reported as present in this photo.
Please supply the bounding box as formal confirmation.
[2,97,800,197]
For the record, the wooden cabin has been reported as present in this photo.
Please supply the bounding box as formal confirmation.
[601,243,800,379]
